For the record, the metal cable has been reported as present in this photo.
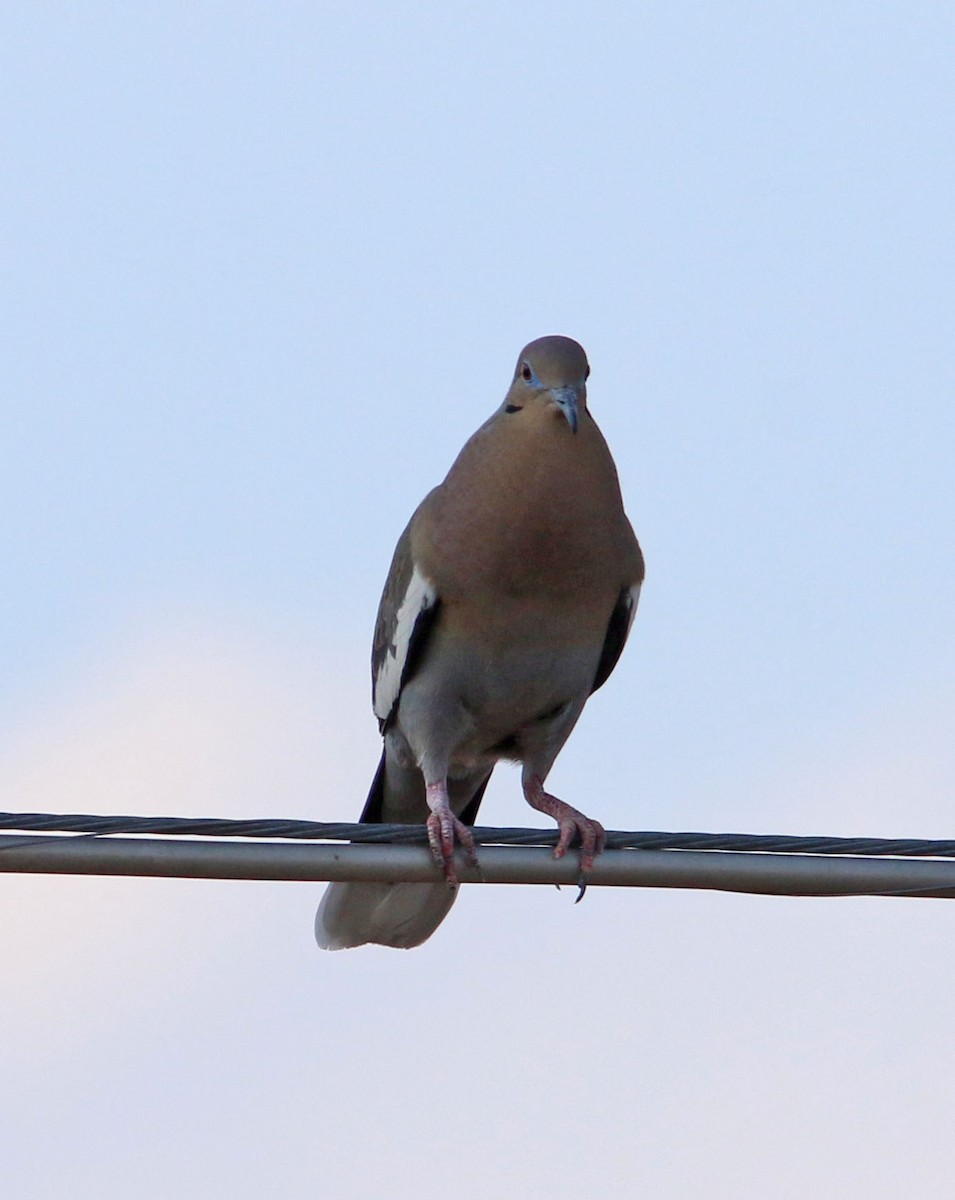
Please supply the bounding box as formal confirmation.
[1,810,953,859]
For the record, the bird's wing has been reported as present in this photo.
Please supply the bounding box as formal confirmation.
[591,582,643,693]
[371,517,441,732]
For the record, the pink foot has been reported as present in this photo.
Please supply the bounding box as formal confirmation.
[523,775,606,881]
[425,781,478,888]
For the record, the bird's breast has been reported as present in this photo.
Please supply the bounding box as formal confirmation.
[416,415,633,605]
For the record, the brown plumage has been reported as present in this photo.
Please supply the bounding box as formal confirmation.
[316,335,644,949]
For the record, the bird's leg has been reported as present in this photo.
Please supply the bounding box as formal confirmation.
[425,780,478,889]
[523,774,606,887]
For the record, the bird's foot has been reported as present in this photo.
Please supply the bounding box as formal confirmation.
[523,775,606,890]
[425,782,478,888]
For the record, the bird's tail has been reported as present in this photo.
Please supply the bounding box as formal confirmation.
[314,751,491,950]
[315,877,458,950]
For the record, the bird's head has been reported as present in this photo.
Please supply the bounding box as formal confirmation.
[503,335,590,434]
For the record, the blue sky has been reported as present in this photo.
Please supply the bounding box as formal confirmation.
[2,4,954,1196]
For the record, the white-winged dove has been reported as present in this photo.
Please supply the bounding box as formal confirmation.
[315,335,644,950]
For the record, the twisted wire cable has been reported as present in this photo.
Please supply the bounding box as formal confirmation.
[1,810,953,858]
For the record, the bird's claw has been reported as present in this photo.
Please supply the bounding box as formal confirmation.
[523,775,604,892]
[425,806,477,888]
[553,813,606,878]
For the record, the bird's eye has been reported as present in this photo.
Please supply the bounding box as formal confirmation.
[521,363,532,382]
[584,365,591,381]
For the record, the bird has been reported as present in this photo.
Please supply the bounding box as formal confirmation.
[315,334,644,950]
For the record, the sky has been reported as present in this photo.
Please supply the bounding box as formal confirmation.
[1,3,954,1196]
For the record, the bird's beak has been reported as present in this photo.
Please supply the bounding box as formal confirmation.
[551,387,580,434]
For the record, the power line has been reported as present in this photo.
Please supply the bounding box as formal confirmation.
[2,810,955,857]
[1,811,955,899]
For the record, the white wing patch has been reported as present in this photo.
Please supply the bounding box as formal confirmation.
[373,565,438,724]
[625,581,642,635]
